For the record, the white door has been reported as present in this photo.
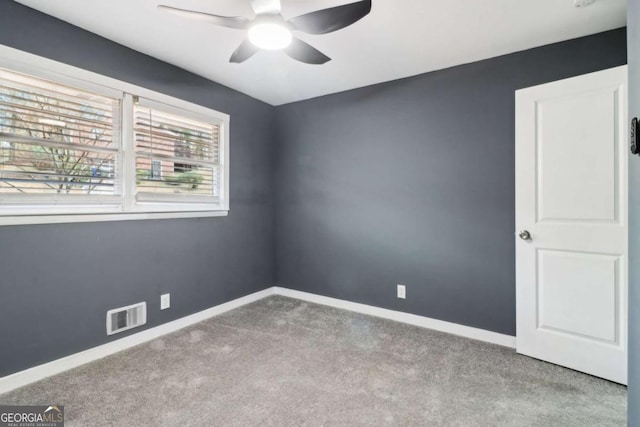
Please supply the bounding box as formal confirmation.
[515,66,628,385]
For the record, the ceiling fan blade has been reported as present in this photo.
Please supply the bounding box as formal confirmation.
[250,0,281,15]
[288,0,371,35]
[285,38,331,64]
[158,5,249,30]
[230,39,260,63]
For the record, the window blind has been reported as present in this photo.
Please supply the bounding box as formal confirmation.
[133,99,221,204]
[0,53,229,221]
[0,68,121,202]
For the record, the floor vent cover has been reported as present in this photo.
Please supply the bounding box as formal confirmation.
[106,302,147,335]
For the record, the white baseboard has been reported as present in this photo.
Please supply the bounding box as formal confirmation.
[273,287,517,348]
[0,287,276,395]
[0,285,515,395]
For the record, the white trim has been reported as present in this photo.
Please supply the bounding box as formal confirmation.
[0,287,275,395]
[0,210,228,226]
[273,287,517,348]
[122,93,136,212]
[221,117,230,212]
[0,286,515,395]
[135,97,226,127]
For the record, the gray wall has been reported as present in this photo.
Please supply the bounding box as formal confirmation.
[628,0,639,422]
[0,0,276,377]
[275,29,627,336]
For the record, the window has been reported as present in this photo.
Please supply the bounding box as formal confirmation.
[0,141,13,164]
[0,51,229,224]
[0,69,120,201]
[150,160,162,180]
[133,100,221,204]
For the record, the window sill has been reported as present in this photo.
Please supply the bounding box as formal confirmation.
[0,210,229,226]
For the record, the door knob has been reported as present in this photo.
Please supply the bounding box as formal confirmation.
[519,230,532,241]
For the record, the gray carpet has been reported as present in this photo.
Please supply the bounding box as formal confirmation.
[0,296,627,426]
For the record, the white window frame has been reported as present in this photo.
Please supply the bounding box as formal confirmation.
[0,45,230,226]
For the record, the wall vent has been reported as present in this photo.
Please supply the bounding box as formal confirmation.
[106,302,147,336]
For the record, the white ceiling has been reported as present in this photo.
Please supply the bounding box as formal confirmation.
[14,0,626,105]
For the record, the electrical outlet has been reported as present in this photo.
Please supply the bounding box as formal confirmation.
[160,293,170,310]
[397,284,406,299]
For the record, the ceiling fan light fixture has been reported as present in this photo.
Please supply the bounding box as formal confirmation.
[159,0,372,63]
[248,22,292,50]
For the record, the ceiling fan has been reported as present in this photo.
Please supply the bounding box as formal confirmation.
[157,0,372,64]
